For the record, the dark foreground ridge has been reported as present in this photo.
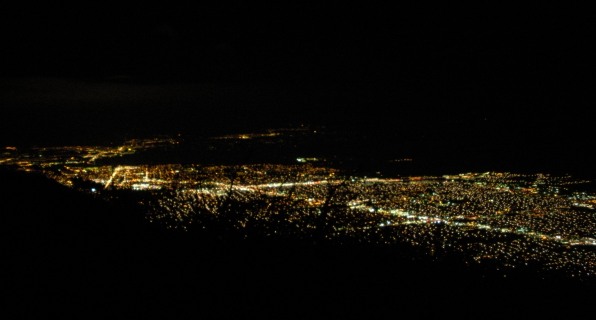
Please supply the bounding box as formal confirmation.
[1,167,592,318]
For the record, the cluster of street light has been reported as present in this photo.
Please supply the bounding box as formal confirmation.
[2,134,595,280]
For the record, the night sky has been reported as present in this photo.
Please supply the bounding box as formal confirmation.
[1,3,595,173]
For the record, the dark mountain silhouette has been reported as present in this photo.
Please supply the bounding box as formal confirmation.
[1,167,591,318]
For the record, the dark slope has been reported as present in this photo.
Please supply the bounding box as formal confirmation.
[1,167,154,316]
[1,168,592,318]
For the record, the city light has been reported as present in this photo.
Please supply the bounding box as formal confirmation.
[1,132,595,280]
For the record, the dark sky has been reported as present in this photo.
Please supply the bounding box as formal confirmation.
[1,3,595,160]
[4,3,594,86]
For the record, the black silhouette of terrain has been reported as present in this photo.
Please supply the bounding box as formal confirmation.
[1,167,592,318]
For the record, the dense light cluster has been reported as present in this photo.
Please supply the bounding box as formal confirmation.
[2,133,595,280]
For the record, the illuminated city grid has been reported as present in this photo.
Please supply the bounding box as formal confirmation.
[2,132,595,279]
